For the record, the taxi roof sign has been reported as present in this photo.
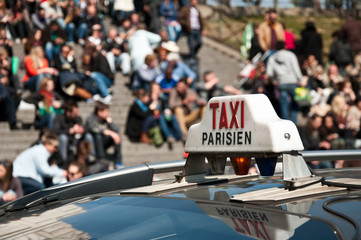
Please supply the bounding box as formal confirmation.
[185,94,304,156]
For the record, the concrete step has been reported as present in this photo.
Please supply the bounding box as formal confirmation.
[16,107,36,123]
[0,121,39,161]
[0,152,24,161]
[0,143,34,153]
[0,131,38,140]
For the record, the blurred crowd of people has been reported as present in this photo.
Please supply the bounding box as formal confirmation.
[0,0,226,203]
[246,9,361,169]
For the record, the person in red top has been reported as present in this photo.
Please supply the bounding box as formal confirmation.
[23,45,58,91]
[24,77,63,129]
[282,22,296,53]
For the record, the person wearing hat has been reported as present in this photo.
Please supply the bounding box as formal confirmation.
[161,40,180,53]
[159,44,197,86]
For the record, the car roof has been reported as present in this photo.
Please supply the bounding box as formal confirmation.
[2,94,361,239]
[1,166,361,239]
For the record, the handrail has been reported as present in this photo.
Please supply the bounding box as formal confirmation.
[146,159,186,174]
[301,150,361,162]
[147,150,361,174]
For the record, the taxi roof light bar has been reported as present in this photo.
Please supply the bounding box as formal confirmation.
[180,94,321,189]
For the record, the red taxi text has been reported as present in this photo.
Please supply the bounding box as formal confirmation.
[209,101,245,129]
[202,100,251,146]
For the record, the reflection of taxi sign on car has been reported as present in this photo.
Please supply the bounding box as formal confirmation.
[182,94,320,188]
[197,202,310,239]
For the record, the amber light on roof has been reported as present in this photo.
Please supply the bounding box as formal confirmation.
[231,157,251,175]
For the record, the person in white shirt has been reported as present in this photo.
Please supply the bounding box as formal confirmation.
[13,129,67,195]
[128,23,161,72]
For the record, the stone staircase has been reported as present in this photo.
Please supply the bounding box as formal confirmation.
[0,43,188,168]
[0,67,185,167]
[78,71,186,166]
[0,11,243,167]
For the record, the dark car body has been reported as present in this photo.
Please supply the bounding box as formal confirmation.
[1,163,361,240]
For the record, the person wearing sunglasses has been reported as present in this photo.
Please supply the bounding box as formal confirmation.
[67,161,85,181]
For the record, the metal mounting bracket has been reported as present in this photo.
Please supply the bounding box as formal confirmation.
[283,153,322,190]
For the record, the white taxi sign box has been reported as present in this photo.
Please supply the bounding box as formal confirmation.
[184,94,304,156]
